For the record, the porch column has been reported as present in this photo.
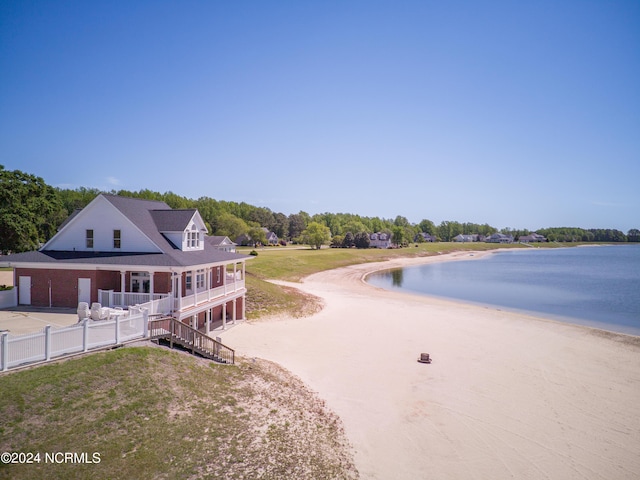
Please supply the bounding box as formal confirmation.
[242,293,246,320]
[223,265,227,294]
[232,298,237,324]
[206,267,211,301]
[233,263,237,291]
[120,271,126,307]
[149,270,154,303]
[222,304,226,330]
[176,272,182,312]
[191,315,197,330]
[205,308,210,335]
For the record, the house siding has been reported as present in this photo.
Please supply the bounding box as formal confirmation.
[45,195,158,253]
[16,268,99,308]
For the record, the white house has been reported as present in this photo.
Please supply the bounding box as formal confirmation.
[369,232,392,248]
[0,194,251,331]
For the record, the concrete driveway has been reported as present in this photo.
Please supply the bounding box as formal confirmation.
[0,306,79,336]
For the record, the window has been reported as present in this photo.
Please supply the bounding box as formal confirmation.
[216,267,221,283]
[86,229,94,248]
[185,274,192,292]
[196,269,205,289]
[113,230,121,249]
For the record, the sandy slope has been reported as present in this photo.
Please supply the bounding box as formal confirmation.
[219,251,640,479]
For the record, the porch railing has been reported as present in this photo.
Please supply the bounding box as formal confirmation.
[148,316,234,364]
[99,279,244,314]
[178,279,245,311]
[98,290,169,309]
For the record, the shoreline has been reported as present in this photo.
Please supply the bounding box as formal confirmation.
[362,249,640,339]
[220,250,640,479]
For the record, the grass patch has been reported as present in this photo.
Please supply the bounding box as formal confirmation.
[0,346,358,480]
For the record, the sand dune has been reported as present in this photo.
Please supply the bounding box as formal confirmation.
[219,252,640,479]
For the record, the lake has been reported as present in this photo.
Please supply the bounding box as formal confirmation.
[366,245,640,336]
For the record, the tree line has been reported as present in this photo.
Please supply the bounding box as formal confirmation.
[1,165,638,253]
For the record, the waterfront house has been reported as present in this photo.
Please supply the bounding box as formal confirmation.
[453,234,479,243]
[0,194,250,330]
[518,233,547,243]
[485,233,514,243]
[370,232,392,249]
[415,232,436,242]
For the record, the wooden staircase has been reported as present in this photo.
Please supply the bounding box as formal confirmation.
[148,316,235,364]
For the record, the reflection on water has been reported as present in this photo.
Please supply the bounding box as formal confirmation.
[390,269,404,287]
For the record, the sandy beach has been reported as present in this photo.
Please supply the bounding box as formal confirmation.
[219,251,640,479]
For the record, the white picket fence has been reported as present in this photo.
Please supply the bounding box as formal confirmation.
[0,310,149,372]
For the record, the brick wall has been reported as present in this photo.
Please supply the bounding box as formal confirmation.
[15,268,97,308]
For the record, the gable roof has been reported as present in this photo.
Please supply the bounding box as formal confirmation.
[207,236,235,246]
[151,209,199,232]
[1,194,249,270]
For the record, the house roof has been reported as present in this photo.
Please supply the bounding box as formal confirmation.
[1,194,250,270]
[1,247,248,269]
[150,209,198,232]
[206,236,235,246]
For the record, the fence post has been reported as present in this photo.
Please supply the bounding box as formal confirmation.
[1,332,8,371]
[143,309,149,338]
[83,320,89,352]
[115,317,120,345]
[45,325,51,361]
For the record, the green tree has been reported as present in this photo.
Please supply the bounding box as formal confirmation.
[342,232,355,248]
[418,219,436,235]
[0,165,64,253]
[628,229,640,242]
[212,212,249,240]
[354,231,370,249]
[301,222,331,250]
[392,226,405,247]
[288,212,309,241]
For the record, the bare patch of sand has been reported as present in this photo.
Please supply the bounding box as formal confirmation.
[220,251,640,479]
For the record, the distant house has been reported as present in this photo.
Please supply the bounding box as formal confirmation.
[518,233,546,243]
[206,236,237,252]
[235,229,278,247]
[369,232,392,249]
[235,233,252,247]
[485,233,514,243]
[453,234,478,243]
[262,228,279,245]
[415,232,436,242]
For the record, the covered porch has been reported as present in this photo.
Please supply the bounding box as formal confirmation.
[96,261,246,319]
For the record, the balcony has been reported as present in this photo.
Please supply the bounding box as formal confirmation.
[98,278,245,316]
[177,279,245,311]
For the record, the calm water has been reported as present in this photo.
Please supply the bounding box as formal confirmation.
[367,245,640,336]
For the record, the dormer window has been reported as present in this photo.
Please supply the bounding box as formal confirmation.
[190,226,198,248]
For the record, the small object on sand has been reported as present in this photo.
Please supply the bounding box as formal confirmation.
[418,353,432,364]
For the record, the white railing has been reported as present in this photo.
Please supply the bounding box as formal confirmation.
[0,310,149,372]
[98,290,169,309]
[178,280,245,310]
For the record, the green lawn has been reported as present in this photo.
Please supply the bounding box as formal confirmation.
[0,347,358,480]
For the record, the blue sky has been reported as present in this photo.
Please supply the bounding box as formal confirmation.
[1,1,638,232]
